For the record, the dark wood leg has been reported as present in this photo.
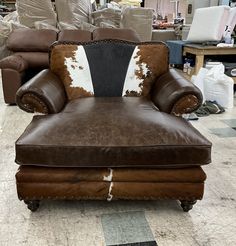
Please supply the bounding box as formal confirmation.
[180,200,197,212]
[24,200,40,212]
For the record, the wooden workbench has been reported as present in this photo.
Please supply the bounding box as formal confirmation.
[183,44,236,75]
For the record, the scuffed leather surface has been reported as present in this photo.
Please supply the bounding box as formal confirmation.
[16,166,205,201]
[7,29,57,52]
[151,69,203,114]
[93,28,141,42]
[14,52,49,69]
[16,69,66,114]
[58,30,92,42]
[16,97,211,167]
[0,55,28,72]
[1,69,24,104]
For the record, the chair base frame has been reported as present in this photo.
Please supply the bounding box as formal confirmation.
[16,166,206,212]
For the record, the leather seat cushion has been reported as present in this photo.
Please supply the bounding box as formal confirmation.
[16,97,211,168]
[58,30,92,42]
[7,29,57,52]
[14,52,49,69]
[93,28,141,42]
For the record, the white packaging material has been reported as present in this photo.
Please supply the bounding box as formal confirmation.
[187,6,230,42]
[34,21,59,32]
[58,21,96,32]
[16,0,57,28]
[91,8,121,28]
[118,0,142,6]
[204,64,234,109]
[121,7,153,41]
[0,12,28,59]
[55,0,92,27]
[191,67,209,102]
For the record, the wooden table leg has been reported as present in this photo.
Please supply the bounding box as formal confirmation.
[195,55,204,75]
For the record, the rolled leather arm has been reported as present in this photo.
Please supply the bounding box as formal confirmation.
[151,69,203,116]
[16,69,67,114]
[0,55,28,72]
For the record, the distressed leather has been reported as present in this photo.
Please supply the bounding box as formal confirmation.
[0,55,28,72]
[151,69,203,115]
[16,97,211,168]
[16,69,67,114]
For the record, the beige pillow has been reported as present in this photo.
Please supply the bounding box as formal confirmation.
[16,0,57,28]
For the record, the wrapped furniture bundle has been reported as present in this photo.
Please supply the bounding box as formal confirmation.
[55,0,94,31]
[118,0,142,6]
[16,0,57,28]
[0,11,28,60]
[121,8,154,41]
[91,8,121,28]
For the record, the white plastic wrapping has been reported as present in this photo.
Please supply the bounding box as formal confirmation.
[34,21,59,32]
[91,8,121,28]
[118,0,141,6]
[191,67,209,102]
[0,12,28,59]
[55,0,93,30]
[204,64,234,109]
[16,0,57,28]
[121,7,153,41]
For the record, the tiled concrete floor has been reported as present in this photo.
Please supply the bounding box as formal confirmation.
[0,75,236,246]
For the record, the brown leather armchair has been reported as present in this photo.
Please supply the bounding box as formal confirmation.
[15,40,211,212]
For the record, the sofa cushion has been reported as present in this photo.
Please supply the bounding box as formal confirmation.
[14,52,49,68]
[93,28,141,42]
[16,97,212,168]
[50,40,169,100]
[58,30,92,42]
[7,29,57,52]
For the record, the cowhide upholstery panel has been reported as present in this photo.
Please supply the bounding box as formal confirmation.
[50,40,169,100]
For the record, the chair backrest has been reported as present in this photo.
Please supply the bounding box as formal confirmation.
[50,40,169,100]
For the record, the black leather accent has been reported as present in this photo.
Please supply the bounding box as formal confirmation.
[84,42,135,97]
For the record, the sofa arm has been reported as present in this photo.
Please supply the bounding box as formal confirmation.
[151,69,203,116]
[0,55,28,72]
[16,69,67,114]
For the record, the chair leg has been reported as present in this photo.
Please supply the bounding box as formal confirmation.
[180,200,197,212]
[24,200,40,212]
